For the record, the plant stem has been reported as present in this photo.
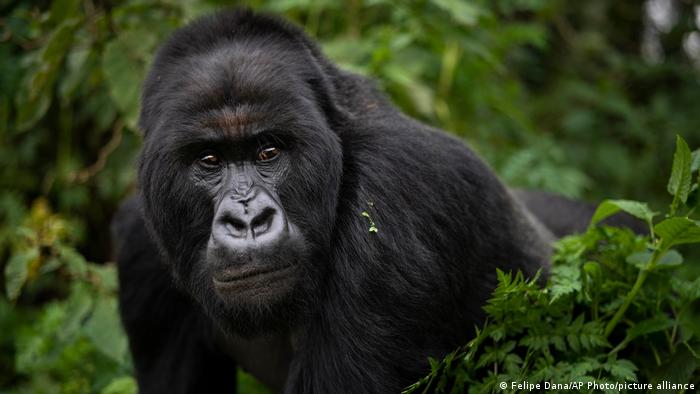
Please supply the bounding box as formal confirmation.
[670,195,679,216]
[604,249,663,338]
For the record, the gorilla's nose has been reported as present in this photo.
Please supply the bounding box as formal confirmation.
[214,191,286,245]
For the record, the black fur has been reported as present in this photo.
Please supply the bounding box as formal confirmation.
[515,190,648,237]
[114,9,553,393]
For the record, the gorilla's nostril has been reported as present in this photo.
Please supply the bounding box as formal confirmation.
[250,207,276,238]
[225,217,248,238]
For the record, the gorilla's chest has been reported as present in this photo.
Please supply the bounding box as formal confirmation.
[223,332,294,392]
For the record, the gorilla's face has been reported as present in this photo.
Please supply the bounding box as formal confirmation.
[137,43,343,335]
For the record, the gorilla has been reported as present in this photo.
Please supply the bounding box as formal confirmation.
[113,8,558,394]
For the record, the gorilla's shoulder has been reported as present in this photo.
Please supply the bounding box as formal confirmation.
[110,195,148,253]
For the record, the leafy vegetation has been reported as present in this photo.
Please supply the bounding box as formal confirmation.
[1,0,699,393]
[405,136,700,393]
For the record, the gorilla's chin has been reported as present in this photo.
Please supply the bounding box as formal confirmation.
[206,272,306,337]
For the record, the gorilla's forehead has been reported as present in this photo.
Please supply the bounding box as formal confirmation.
[178,43,310,102]
[159,45,318,137]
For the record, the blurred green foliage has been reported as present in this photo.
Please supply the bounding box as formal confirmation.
[1,0,699,392]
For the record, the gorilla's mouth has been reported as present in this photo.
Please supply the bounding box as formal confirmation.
[211,264,297,301]
[213,263,294,284]
[211,263,297,298]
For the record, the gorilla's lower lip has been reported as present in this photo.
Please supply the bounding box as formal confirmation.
[212,264,294,284]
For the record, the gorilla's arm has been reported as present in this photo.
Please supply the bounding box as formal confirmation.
[112,197,237,394]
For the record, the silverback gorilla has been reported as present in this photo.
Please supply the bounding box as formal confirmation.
[113,8,556,393]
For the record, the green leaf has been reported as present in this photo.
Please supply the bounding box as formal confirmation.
[431,0,483,27]
[14,82,52,133]
[650,348,697,390]
[58,48,91,102]
[667,135,693,204]
[40,18,81,65]
[549,264,581,302]
[102,29,157,129]
[654,217,700,249]
[4,249,39,300]
[101,376,137,394]
[691,149,700,172]
[672,276,700,300]
[657,249,683,267]
[605,358,637,381]
[38,256,62,275]
[582,261,602,277]
[589,199,655,229]
[47,0,82,25]
[88,264,119,292]
[58,244,88,278]
[625,316,675,343]
[428,357,440,373]
[625,251,651,269]
[237,369,273,394]
[83,298,128,364]
[627,249,682,269]
[15,18,81,131]
[101,44,141,128]
[59,283,94,342]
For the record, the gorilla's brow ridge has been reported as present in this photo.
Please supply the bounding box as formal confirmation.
[200,107,266,140]
[204,108,262,129]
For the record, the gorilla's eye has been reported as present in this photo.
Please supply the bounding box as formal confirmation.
[199,152,222,168]
[257,146,281,162]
